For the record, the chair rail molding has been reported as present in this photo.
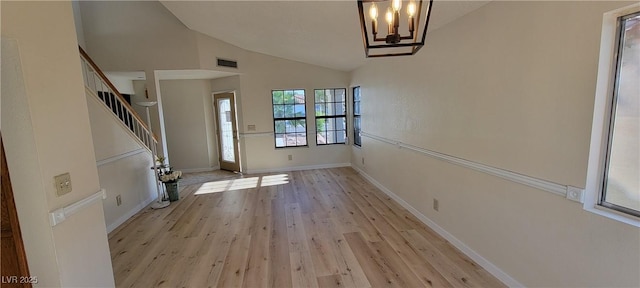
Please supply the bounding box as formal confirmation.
[360,131,583,202]
[49,189,107,227]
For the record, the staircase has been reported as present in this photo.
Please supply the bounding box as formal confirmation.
[78,47,157,152]
[79,47,160,232]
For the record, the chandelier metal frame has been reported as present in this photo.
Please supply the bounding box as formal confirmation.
[357,0,434,57]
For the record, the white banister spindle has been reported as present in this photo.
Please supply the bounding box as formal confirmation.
[88,68,95,93]
[81,61,88,86]
[84,63,90,91]
[92,70,99,94]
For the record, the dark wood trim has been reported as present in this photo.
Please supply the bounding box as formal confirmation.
[1,134,32,287]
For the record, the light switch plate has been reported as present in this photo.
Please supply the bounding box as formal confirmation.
[566,186,584,203]
[54,172,72,196]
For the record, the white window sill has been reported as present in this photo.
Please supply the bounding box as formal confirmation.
[584,205,640,228]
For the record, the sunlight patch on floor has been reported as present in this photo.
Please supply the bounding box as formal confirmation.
[194,174,290,195]
[260,174,289,187]
[195,177,259,195]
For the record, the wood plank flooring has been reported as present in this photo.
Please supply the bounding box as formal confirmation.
[108,167,506,288]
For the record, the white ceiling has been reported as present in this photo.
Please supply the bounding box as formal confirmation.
[160,0,491,72]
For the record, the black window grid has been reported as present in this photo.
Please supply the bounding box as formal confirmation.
[272,89,308,148]
[315,88,347,145]
[353,87,362,147]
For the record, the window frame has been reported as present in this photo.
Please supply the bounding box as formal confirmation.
[314,88,347,146]
[599,10,640,218]
[585,3,640,227]
[353,86,362,147]
[272,89,308,149]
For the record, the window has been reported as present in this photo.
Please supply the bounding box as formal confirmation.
[272,89,307,148]
[599,11,639,217]
[353,86,362,147]
[315,88,346,145]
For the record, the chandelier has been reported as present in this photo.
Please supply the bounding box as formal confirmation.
[357,0,433,57]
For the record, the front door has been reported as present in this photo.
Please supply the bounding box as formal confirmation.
[214,92,241,172]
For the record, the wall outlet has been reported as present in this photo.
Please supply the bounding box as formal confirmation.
[116,195,122,206]
[433,198,439,211]
[54,172,72,196]
[288,154,293,161]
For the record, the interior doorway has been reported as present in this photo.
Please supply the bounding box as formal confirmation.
[213,92,241,172]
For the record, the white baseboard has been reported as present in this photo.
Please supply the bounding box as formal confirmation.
[245,163,351,174]
[351,166,523,288]
[179,166,220,173]
[106,195,155,234]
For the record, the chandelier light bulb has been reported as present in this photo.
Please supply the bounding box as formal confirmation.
[392,0,402,12]
[385,7,393,34]
[407,1,416,16]
[369,3,379,35]
[385,8,393,25]
[369,3,378,20]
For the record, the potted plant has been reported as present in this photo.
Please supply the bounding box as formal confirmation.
[156,156,182,202]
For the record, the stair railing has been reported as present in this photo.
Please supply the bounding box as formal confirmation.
[78,47,158,153]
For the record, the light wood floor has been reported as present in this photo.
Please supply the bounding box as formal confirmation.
[109,167,505,288]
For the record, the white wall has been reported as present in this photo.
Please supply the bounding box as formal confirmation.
[81,1,353,173]
[130,77,172,161]
[160,79,218,172]
[132,80,159,139]
[196,31,247,74]
[79,0,199,72]
[351,1,640,286]
[2,36,61,288]
[71,0,85,49]
[80,0,197,159]
[237,51,351,172]
[86,95,157,232]
[207,54,353,173]
[1,1,114,286]
[104,73,136,95]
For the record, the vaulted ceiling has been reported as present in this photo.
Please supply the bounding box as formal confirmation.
[160,1,491,72]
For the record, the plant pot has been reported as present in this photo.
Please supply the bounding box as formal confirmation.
[164,182,179,202]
